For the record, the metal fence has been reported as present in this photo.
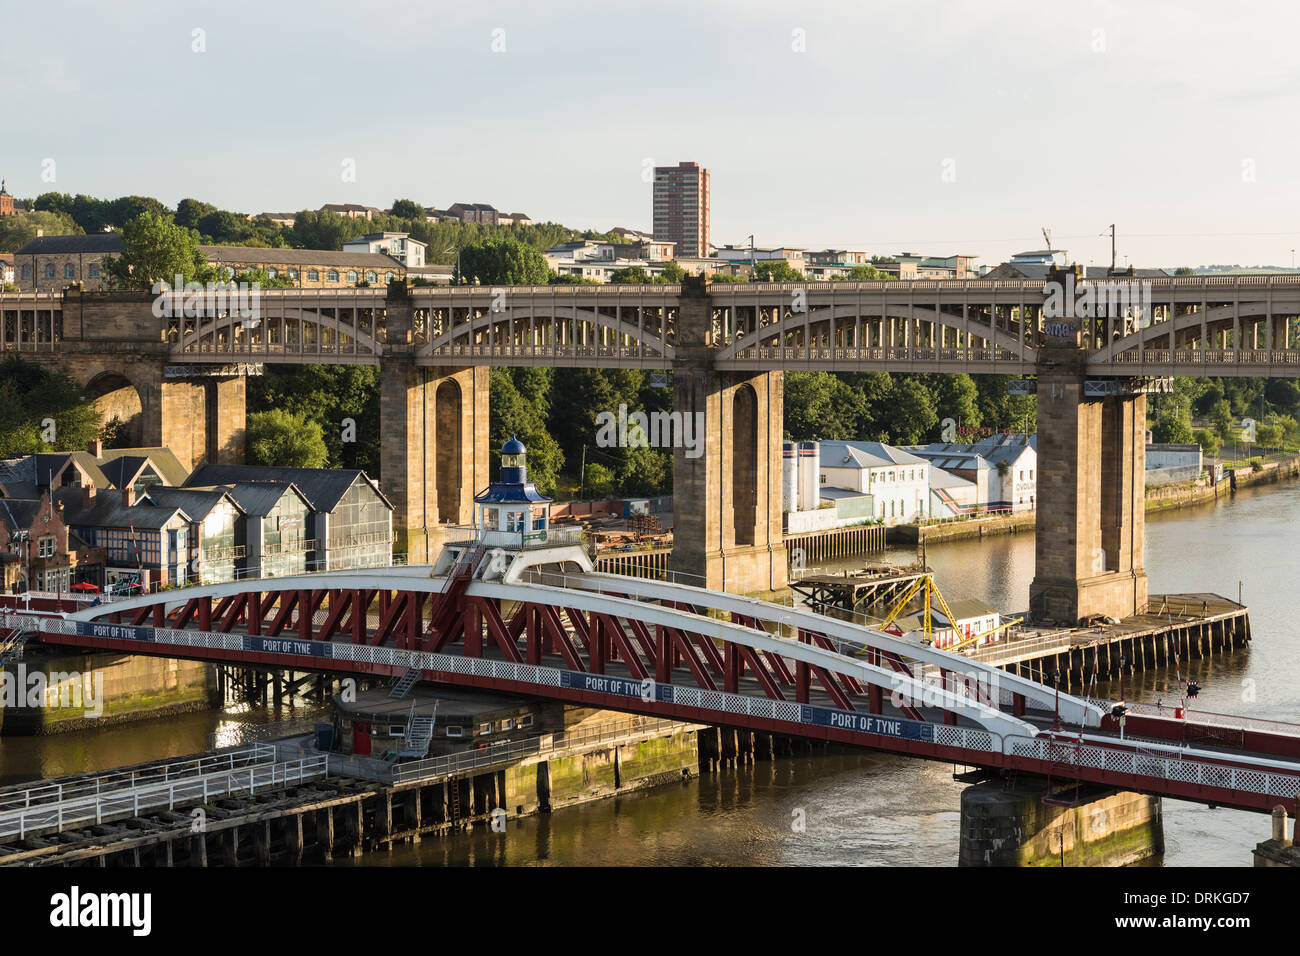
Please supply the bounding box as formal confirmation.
[0,746,329,841]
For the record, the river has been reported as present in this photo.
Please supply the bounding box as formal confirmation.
[4,481,1296,865]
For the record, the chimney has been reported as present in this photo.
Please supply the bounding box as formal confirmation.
[88,439,103,458]
[123,487,135,507]
[81,483,94,511]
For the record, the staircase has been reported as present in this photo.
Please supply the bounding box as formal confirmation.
[0,627,30,669]
[402,715,435,758]
[388,668,421,700]
[425,545,484,641]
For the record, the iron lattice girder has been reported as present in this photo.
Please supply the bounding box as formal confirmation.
[74,570,1041,739]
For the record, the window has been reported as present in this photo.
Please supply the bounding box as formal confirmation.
[477,722,492,736]
[347,271,358,282]
[365,271,376,282]
[287,268,299,280]
[328,270,339,282]
[44,264,56,279]
[307,269,319,281]
[88,263,99,279]
[388,724,404,737]
[64,264,75,279]
[267,268,278,279]
[445,725,463,738]
[38,537,56,558]
[500,718,513,731]
[519,715,534,728]
[21,265,30,279]
[385,272,393,283]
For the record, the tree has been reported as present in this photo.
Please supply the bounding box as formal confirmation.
[457,235,549,285]
[102,212,213,290]
[489,368,563,496]
[248,365,381,474]
[1193,427,1221,457]
[175,198,217,231]
[884,378,939,444]
[390,199,424,220]
[582,463,616,499]
[1151,414,1195,444]
[841,265,894,281]
[1211,398,1233,441]
[609,266,651,284]
[753,260,804,282]
[0,357,102,458]
[0,209,83,253]
[245,409,328,468]
[660,262,687,283]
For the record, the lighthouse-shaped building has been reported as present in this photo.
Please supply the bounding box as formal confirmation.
[432,437,592,582]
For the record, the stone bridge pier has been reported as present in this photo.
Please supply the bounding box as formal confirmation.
[670,278,786,594]
[1029,274,1148,625]
[380,290,489,564]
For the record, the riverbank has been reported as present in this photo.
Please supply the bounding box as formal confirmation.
[894,452,1300,544]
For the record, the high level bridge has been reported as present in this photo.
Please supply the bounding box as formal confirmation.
[3,560,1299,816]
[4,272,1300,621]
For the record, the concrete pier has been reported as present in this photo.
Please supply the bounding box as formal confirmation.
[959,777,1163,867]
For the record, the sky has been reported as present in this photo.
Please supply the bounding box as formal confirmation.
[4,0,1300,269]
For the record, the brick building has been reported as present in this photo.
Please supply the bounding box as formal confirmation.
[0,180,14,217]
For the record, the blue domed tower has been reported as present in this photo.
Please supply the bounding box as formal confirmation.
[435,437,592,581]
[474,436,552,541]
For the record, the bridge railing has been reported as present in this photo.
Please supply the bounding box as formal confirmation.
[0,744,280,815]
[0,751,329,841]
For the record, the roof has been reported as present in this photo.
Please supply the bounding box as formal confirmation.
[0,498,42,534]
[63,490,190,531]
[984,261,1169,280]
[7,452,111,490]
[183,463,391,513]
[928,469,975,490]
[898,598,1000,631]
[14,233,124,256]
[189,481,310,518]
[819,440,928,470]
[97,447,189,487]
[201,245,405,270]
[817,486,869,501]
[142,486,244,521]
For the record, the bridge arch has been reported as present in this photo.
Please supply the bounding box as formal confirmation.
[715,302,1036,366]
[83,369,147,447]
[1090,302,1281,364]
[435,377,463,523]
[420,304,677,366]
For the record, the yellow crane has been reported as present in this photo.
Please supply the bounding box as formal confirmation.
[862,572,1019,651]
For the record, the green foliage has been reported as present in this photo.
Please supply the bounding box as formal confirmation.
[457,235,549,285]
[245,409,328,469]
[1210,398,1233,441]
[103,212,214,290]
[390,199,424,219]
[660,262,687,283]
[582,463,616,499]
[1193,427,1221,456]
[248,366,380,474]
[0,357,102,458]
[1151,414,1195,445]
[753,260,805,282]
[609,265,652,284]
[0,210,84,253]
[489,368,563,496]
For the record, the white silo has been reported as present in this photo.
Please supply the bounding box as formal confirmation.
[797,441,820,512]
[782,441,798,512]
